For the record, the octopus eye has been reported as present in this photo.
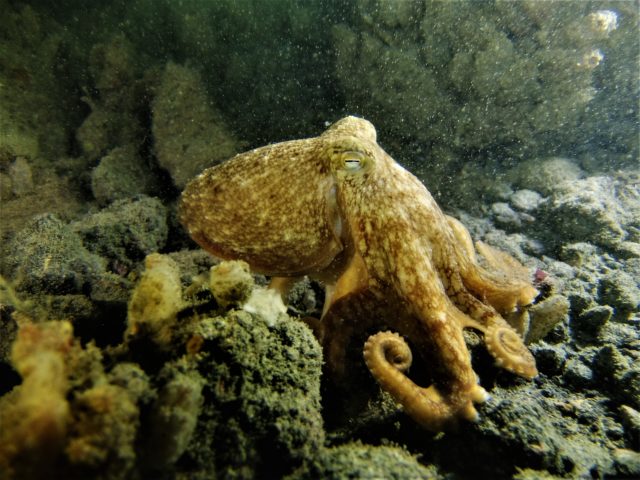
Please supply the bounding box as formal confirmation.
[341,151,366,171]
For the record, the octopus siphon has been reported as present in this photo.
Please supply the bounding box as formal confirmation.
[179,116,539,431]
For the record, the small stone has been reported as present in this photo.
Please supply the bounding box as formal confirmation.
[531,343,566,376]
[613,448,640,477]
[619,405,640,450]
[491,202,521,228]
[593,345,629,383]
[510,189,543,212]
[8,157,33,196]
[209,260,254,308]
[563,357,594,389]
[575,305,613,334]
[619,368,640,410]
[526,295,569,343]
[559,242,599,266]
[599,271,640,315]
[91,146,159,206]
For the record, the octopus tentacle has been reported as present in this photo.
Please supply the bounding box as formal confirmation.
[485,323,538,379]
[447,286,537,379]
[363,331,488,431]
[446,216,538,313]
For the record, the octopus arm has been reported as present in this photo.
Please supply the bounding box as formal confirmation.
[446,217,538,313]
[363,332,487,431]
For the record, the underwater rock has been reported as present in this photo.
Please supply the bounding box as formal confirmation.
[7,156,34,197]
[531,343,566,377]
[0,321,151,479]
[510,189,544,213]
[592,345,632,398]
[620,405,640,450]
[618,368,640,411]
[0,172,12,201]
[509,157,584,196]
[73,196,168,269]
[90,145,161,206]
[166,249,219,286]
[490,202,523,229]
[525,295,569,344]
[598,270,640,318]
[152,62,241,189]
[471,384,620,478]
[76,108,115,161]
[63,350,153,480]
[573,305,614,338]
[126,253,182,349]
[332,3,619,160]
[563,356,595,390]
[139,360,204,471]
[186,310,324,478]
[287,442,441,479]
[209,260,254,308]
[612,448,640,477]
[0,320,73,479]
[1,213,105,295]
[0,1,81,161]
[559,242,600,267]
[76,34,149,161]
[537,175,637,250]
[65,383,140,478]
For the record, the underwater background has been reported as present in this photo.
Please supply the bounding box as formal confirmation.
[0,0,638,479]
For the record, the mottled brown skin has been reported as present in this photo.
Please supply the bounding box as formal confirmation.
[179,116,539,431]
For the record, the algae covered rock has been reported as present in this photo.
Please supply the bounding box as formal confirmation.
[463,383,621,478]
[288,442,441,479]
[73,196,168,268]
[1,213,105,294]
[185,310,324,478]
[537,176,634,249]
[209,260,254,308]
[65,383,141,478]
[76,34,150,161]
[509,157,584,196]
[0,320,74,479]
[126,253,183,348]
[331,1,628,162]
[139,360,204,472]
[90,145,161,206]
[0,320,155,480]
[152,62,241,189]
[0,1,83,161]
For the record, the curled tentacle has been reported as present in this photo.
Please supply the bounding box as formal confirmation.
[364,330,413,373]
[485,324,538,379]
[363,331,488,431]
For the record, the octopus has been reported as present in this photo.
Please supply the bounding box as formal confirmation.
[179,116,539,431]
